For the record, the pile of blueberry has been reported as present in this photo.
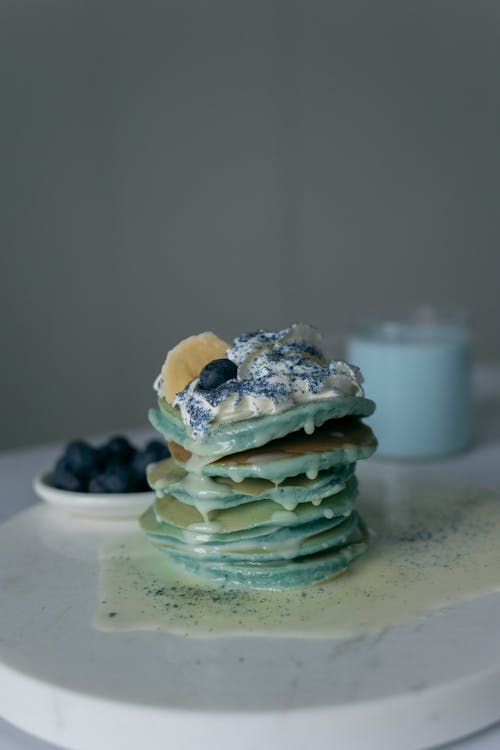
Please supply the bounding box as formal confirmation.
[51,436,170,494]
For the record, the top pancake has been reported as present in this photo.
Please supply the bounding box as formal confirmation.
[149,394,375,459]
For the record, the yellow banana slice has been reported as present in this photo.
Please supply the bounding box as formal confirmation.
[161,332,229,404]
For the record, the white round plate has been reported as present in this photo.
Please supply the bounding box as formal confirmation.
[33,472,155,519]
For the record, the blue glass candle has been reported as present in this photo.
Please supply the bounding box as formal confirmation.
[347,321,472,458]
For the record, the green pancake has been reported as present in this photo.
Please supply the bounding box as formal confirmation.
[149,395,375,459]
[143,476,358,536]
[142,511,360,563]
[140,505,280,547]
[170,418,376,484]
[163,518,369,589]
[147,457,354,513]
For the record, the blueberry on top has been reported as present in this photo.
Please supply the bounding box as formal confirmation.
[199,358,238,390]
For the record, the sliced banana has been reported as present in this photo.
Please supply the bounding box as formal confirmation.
[161,332,229,403]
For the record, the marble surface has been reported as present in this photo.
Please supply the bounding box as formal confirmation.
[1,366,500,750]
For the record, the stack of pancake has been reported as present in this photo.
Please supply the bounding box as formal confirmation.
[140,327,377,589]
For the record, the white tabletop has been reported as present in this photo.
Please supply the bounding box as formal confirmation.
[1,367,500,750]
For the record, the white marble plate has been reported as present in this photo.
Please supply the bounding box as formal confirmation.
[0,454,499,750]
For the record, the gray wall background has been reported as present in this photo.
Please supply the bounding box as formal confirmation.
[2,0,499,450]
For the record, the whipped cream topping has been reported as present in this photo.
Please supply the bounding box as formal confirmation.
[227,323,324,366]
[154,324,364,437]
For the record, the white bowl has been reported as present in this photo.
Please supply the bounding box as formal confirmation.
[33,472,155,519]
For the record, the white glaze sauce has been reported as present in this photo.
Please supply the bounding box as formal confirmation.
[96,478,500,638]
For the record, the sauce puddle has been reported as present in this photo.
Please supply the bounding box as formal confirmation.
[95,478,500,637]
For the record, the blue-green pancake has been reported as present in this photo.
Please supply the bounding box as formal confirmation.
[147,457,354,513]
[141,510,360,563]
[162,518,369,589]
[169,418,376,484]
[141,505,283,547]
[143,476,358,537]
[150,395,375,459]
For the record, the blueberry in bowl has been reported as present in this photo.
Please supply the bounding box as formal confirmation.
[35,435,170,519]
